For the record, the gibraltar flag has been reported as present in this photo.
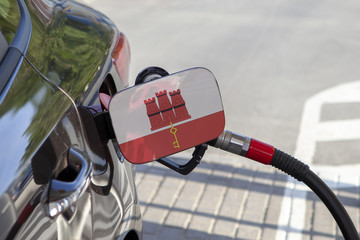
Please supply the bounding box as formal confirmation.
[109,68,225,164]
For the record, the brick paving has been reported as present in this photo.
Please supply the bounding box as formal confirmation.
[135,159,360,240]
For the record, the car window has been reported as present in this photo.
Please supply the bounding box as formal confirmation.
[0,0,20,44]
[0,0,31,96]
[0,32,8,63]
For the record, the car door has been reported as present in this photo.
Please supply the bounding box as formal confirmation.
[0,48,94,240]
[0,0,95,238]
[1,0,142,239]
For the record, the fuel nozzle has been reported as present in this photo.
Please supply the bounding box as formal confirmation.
[210,130,251,157]
[211,130,309,179]
[209,130,274,165]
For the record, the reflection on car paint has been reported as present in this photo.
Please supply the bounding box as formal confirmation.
[1,0,142,238]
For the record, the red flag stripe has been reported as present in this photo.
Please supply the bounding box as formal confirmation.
[119,111,225,164]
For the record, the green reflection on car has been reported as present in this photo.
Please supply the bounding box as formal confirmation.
[26,1,114,101]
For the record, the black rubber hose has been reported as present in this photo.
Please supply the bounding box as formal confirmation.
[270,149,359,240]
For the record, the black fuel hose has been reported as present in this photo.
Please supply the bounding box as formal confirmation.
[211,131,359,239]
[271,149,359,240]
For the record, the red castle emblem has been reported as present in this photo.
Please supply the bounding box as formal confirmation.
[144,89,191,131]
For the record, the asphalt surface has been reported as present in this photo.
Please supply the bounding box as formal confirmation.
[86,0,360,166]
[84,1,360,239]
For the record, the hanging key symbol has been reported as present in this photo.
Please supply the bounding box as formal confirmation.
[170,122,180,148]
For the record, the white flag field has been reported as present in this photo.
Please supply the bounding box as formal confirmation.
[109,68,225,164]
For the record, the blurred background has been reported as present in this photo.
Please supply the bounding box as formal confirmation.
[84,0,360,165]
[84,1,360,239]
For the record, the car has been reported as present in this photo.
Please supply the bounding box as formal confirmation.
[0,0,142,239]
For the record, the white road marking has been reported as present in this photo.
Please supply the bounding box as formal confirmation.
[295,80,360,165]
[316,119,360,142]
[276,80,360,240]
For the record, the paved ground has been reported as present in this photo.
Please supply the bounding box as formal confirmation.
[135,158,360,240]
